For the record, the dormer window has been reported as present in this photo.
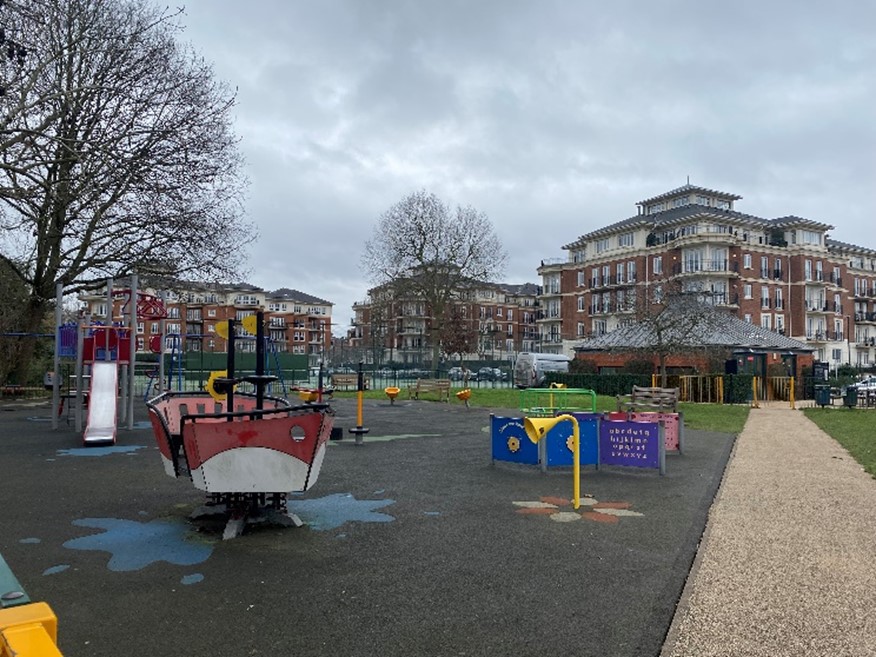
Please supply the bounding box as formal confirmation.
[647,202,665,214]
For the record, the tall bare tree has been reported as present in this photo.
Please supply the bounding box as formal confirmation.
[0,0,253,380]
[362,190,506,372]
[632,280,727,385]
[439,303,476,367]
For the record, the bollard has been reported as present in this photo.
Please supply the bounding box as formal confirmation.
[348,362,370,445]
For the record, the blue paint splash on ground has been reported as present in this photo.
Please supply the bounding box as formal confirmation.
[181,573,204,585]
[287,493,396,531]
[57,445,146,457]
[43,565,70,575]
[19,537,41,544]
[63,518,213,572]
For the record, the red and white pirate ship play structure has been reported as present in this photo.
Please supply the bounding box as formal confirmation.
[146,312,334,539]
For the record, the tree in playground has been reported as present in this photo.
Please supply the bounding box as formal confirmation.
[0,0,254,382]
[361,190,506,373]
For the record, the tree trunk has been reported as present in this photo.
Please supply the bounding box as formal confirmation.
[9,295,52,385]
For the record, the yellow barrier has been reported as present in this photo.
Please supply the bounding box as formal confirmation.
[0,602,62,657]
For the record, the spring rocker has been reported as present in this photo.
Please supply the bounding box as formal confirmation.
[146,312,335,539]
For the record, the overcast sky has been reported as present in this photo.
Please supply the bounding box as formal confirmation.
[181,0,876,335]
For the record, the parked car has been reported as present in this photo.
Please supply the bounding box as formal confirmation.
[448,366,464,380]
[477,366,497,381]
[849,376,876,392]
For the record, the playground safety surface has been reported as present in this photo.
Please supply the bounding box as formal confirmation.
[0,398,734,657]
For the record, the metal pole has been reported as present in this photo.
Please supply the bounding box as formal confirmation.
[128,273,137,428]
[158,291,166,392]
[51,283,62,430]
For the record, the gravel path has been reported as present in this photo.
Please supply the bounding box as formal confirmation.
[662,407,876,657]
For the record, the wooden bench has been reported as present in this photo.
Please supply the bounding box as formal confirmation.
[617,385,679,412]
[331,373,370,390]
[407,378,451,402]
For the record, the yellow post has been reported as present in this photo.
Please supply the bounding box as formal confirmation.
[789,377,795,410]
[524,414,580,509]
[652,373,657,387]
[751,376,760,409]
[718,376,724,405]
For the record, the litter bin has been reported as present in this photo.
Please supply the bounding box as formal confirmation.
[843,386,858,408]
[814,385,831,408]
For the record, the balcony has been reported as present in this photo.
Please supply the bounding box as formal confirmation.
[855,312,876,324]
[589,274,638,290]
[857,336,876,347]
[804,300,830,313]
[695,292,738,307]
[806,331,843,342]
[672,260,739,276]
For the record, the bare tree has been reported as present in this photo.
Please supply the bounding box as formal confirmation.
[362,190,506,371]
[632,280,727,385]
[0,0,253,380]
[439,303,476,367]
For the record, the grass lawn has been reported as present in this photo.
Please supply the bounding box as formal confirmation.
[332,387,750,435]
[803,408,876,478]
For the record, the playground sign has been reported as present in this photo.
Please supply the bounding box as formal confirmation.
[599,420,665,475]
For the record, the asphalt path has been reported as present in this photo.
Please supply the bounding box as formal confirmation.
[0,397,734,656]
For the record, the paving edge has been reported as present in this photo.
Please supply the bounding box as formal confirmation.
[658,429,742,657]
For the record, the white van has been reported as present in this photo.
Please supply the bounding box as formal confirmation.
[514,352,571,388]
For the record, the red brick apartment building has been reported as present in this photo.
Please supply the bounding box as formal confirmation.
[538,183,876,370]
[348,184,876,370]
[349,282,540,365]
[80,283,333,359]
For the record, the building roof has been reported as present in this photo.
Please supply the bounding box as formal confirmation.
[268,288,333,306]
[562,185,835,250]
[636,183,742,207]
[826,238,876,257]
[574,302,813,354]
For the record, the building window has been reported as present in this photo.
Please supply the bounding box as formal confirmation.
[800,230,821,245]
[761,286,770,308]
[761,314,772,329]
[775,315,785,333]
[653,256,662,275]
[577,296,586,311]
[577,322,586,337]
[744,314,752,324]
[627,260,636,282]
[743,253,752,269]
[775,288,783,310]
[618,232,634,248]
[207,308,216,317]
[595,238,610,253]
[744,284,753,299]
[805,260,813,281]
[577,271,586,287]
